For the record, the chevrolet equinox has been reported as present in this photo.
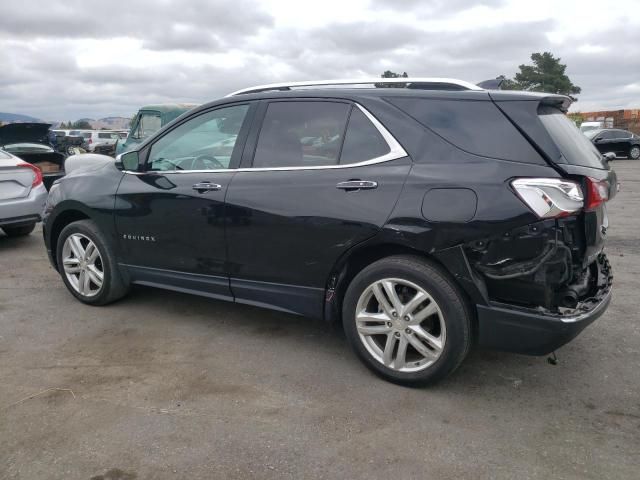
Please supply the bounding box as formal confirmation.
[43,78,616,386]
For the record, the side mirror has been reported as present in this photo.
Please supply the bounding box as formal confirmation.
[603,152,616,162]
[115,151,140,171]
[594,137,603,143]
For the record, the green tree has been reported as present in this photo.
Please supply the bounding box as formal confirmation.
[72,120,93,129]
[381,70,409,78]
[377,70,409,88]
[501,52,581,99]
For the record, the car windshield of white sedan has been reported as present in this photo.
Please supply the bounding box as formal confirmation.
[148,105,249,171]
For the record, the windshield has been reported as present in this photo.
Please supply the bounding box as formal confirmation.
[539,107,606,169]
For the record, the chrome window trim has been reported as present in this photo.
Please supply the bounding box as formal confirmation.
[226,77,483,96]
[123,103,408,175]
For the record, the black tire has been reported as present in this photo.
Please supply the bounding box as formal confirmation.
[342,255,472,386]
[3,223,36,237]
[56,219,129,305]
[629,145,640,160]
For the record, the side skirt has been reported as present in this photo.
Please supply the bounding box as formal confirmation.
[119,264,325,318]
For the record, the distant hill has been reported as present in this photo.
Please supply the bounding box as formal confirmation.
[0,112,41,123]
[74,117,131,130]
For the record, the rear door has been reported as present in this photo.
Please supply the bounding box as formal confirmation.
[593,130,616,155]
[225,99,412,317]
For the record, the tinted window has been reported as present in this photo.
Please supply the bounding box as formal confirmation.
[600,130,615,139]
[387,97,540,163]
[340,107,390,164]
[538,107,605,169]
[253,101,350,168]
[615,130,632,139]
[148,104,248,171]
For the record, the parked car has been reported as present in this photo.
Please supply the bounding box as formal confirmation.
[0,148,48,236]
[43,78,615,386]
[115,104,198,155]
[585,128,640,159]
[580,121,603,133]
[51,130,85,155]
[0,123,65,190]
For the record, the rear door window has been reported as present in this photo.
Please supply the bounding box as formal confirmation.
[252,101,350,168]
[538,107,606,169]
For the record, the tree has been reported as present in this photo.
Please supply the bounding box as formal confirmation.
[501,52,581,99]
[381,70,409,78]
[377,70,409,88]
[72,120,93,129]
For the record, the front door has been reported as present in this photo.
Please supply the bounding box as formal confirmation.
[225,99,412,316]
[114,103,253,299]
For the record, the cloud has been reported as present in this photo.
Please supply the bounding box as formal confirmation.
[0,0,638,120]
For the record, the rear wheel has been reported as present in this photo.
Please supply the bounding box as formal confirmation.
[342,255,472,386]
[3,223,36,237]
[56,219,129,305]
[629,145,640,160]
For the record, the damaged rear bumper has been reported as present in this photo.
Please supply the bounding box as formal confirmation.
[476,254,613,355]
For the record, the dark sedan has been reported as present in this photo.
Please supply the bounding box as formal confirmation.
[585,128,640,159]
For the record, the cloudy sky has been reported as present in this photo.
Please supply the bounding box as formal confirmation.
[1,0,638,120]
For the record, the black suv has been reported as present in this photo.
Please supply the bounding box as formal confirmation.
[43,78,616,386]
[585,128,640,159]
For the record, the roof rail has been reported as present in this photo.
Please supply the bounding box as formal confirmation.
[226,78,484,96]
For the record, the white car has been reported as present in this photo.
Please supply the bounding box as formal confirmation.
[0,149,48,237]
[69,130,120,152]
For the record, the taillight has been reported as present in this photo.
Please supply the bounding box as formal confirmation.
[585,177,609,211]
[17,162,43,188]
[511,178,583,218]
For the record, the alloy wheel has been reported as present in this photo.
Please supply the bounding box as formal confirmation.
[630,146,640,160]
[355,278,446,373]
[62,233,104,297]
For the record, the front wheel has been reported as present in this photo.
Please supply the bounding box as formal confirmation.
[629,145,640,160]
[56,219,129,305]
[343,255,472,386]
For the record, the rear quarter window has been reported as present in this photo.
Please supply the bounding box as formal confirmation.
[386,97,541,163]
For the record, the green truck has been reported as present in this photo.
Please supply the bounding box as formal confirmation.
[115,103,198,156]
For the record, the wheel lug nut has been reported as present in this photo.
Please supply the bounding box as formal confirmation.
[392,311,398,317]
[404,316,410,321]
[386,322,392,327]
[405,328,411,334]
[394,332,401,338]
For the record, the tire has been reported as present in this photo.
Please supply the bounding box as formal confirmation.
[3,223,36,237]
[342,255,472,386]
[56,219,129,305]
[629,145,640,160]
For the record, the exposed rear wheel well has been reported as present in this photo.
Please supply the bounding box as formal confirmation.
[50,210,90,269]
[328,243,477,339]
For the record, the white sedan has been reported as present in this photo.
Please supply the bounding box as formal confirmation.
[0,149,48,237]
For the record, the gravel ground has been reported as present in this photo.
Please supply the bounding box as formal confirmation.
[1,160,638,480]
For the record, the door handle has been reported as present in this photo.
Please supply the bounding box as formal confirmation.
[336,180,378,191]
[192,181,222,192]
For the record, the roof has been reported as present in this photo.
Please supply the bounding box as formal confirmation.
[226,78,482,96]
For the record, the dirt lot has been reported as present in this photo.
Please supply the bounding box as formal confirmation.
[1,161,639,480]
